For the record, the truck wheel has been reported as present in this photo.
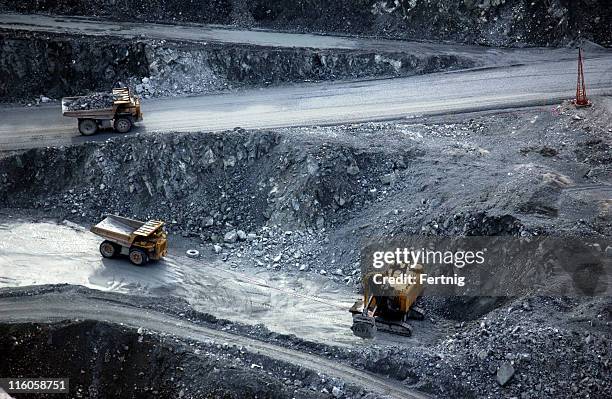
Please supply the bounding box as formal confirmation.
[114,117,132,133]
[129,248,149,266]
[99,241,118,258]
[78,119,98,136]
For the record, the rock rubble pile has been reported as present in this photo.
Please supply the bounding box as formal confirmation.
[63,92,115,111]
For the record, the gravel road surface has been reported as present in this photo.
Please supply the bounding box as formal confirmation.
[1,56,611,151]
[0,292,430,399]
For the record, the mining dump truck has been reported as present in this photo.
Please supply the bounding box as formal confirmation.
[61,87,143,136]
[91,215,167,266]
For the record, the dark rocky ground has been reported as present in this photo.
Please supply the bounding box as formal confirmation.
[0,318,338,399]
[1,3,610,397]
[1,99,610,242]
[0,98,610,397]
[0,30,474,102]
[0,284,609,399]
[2,0,610,47]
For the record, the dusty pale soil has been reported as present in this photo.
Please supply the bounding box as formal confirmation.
[0,99,610,397]
[0,216,362,346]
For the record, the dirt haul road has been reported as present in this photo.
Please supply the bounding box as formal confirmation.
[0,219,436,344]
[1,55,612,151]
[0,13,595,62]
[0,293,429,399]
[0,220,365,345]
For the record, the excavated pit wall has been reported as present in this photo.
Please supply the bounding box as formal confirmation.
[0,30,474,101]
[2,0,610,47]
[0,0,233,25]
[0,130,410,234]
[0,320,327,399]
[0,32,149,101]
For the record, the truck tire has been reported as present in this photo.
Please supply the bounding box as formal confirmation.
[114,117,132,133]
[129,248,149,266]
[99,240,118,258]
[78,119,98,136]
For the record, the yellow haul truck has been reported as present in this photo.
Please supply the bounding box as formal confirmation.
[91,215,168,266]
[62,87,143,136]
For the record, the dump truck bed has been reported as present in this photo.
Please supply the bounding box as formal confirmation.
[90,215,164,247]
[61,98,115,118]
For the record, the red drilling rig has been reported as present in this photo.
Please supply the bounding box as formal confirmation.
[573,48,592,107]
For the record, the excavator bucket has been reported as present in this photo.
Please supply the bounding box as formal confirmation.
[351,314,377,339]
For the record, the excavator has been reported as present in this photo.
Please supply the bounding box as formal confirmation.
[349,262,425,338]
